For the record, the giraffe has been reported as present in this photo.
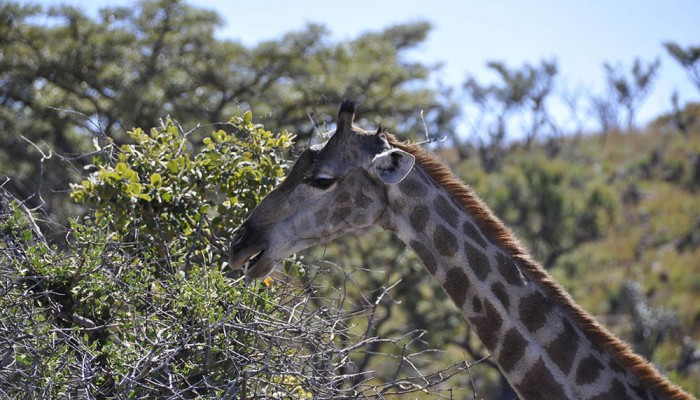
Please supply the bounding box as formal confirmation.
[229,100,694,400]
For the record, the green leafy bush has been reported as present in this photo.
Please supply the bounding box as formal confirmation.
[473,157,618,269]
[0,114,333,398]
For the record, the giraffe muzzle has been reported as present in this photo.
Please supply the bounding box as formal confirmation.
[229,225,275,278]
[230,243,268,276]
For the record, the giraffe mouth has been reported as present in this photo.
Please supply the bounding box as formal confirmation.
[246,250,264,268]
[233,249,264,271]
[242,250,277,279]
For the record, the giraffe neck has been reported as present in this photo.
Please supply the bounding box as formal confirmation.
[378,139,690,400]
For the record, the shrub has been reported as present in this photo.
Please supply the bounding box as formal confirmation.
[0,114,320,398]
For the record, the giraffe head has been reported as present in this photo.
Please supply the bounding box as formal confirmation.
[229,100,416,278]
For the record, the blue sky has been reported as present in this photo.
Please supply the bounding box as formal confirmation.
[25,0,700,131]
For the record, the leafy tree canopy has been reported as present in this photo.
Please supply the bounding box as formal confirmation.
[0,0,456,224]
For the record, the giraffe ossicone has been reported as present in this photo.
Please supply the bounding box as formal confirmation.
[229,101,694,400]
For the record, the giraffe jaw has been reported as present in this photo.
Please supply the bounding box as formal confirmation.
[229,246,276,278]
[241,250,274,278]
[229,227,275,278]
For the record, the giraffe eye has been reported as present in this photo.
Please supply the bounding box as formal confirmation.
[309,174,336,190]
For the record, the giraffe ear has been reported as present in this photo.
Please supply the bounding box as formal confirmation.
[370,148,415,184]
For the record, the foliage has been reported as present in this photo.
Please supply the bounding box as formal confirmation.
[463,60,559,170]
[472,156,618,269]
[71,112,290,262]
[664,42,700,92]
[0,0,455,224]
[590,94,621,135]
[0,115,326,398]
[602,58,661,130]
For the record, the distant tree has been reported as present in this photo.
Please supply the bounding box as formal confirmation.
[590,94,620,136]
[0,0,456,226]
[479,158,618,269]
[463,75,508,172]
[617,281,680,360]
[561,85,588,139]
[603,58,661,130]
[464,59,558,170]
[663,43,700,136]
[669,90,698,136]
[664,42,700,92]
[486,60,558,149]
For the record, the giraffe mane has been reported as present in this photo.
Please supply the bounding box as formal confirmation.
[386,134,692,400]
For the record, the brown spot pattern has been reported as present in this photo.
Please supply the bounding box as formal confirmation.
[410,240,437,275]
[315,208,329,225]
[331,207,352,225]
[472,297,482,313]
[354,191,372,208]
[575,354,604,385]
[630,381,653,399]
[398,178,427,197]
[498,328,528,373]
[434,195,459,227]
[351,213,368,226]
[463,220,487,247]
[470,299,502,350]
[544,319,580,374]
[443,267,469,308]
[514,357,568,399]
[336,190,351,204]
[496,252,527,286]
[491,282,510,309]
[519,291,553,333]
[464,241,490,281]
[434,226,458,257]
[343,173,357,186]
[608,357,627,375]
[409,205,429,231]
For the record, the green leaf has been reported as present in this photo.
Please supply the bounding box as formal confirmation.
[123,169,139,182]
[20,229,32,241]
[150,173,162,186]
[115,162,129,175]
[128,182,143,196]
[167,160,179,174]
